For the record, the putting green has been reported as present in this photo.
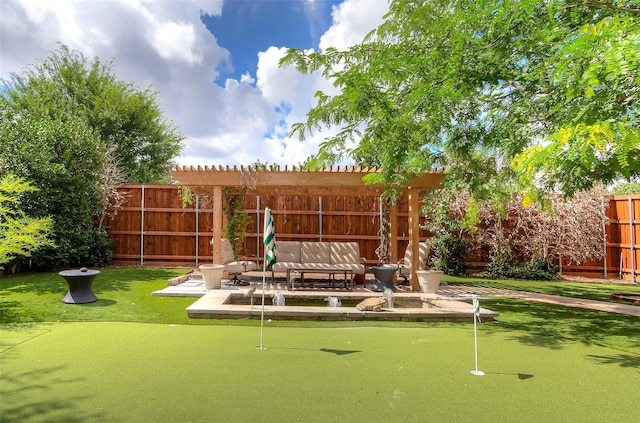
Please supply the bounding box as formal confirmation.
[1,322,638,422]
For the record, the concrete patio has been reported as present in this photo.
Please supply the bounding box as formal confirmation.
[152,273,499,322]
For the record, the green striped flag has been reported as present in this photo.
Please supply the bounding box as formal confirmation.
[472,294,480,320]
[263,207,277,270]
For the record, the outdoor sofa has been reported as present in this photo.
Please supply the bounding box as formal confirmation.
[271,241,367,290]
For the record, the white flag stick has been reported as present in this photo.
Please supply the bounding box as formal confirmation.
[470,294,484,376]
[258,207,276,350]
[258,251,266,350]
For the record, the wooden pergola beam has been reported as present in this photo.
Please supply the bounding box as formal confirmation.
[171,166,441,194]
[177,185,385,197]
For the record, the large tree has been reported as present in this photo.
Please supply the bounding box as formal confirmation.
[0,108,113,269]
[0,46,182,269]
[282,0,639,198]
[1,45,183,183]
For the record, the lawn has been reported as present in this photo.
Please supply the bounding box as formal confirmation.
[1,268,639,422]
[445,275,640,303]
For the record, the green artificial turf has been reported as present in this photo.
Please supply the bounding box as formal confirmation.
[0,268,192,325]
[2,268,639,422]
[2,322,639,423]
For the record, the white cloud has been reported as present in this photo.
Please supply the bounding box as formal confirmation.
[0,0,389,169]
[319,0,387,51]
[150,21,201,65]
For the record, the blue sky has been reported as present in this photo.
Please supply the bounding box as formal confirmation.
[0,0,388,167]
[204,0,341,84]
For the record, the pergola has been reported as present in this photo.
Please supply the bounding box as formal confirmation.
[171,165,443,291]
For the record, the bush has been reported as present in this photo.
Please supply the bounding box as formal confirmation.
[484,256,559,281]
[610,182,640,195]
[430,234,468,276]
[483,251,511,278]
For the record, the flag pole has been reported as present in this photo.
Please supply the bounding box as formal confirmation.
[258,249,266,350]
[258,207,276,350]
[470,294,484,376]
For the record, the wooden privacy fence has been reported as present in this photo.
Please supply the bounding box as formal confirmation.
[607,195,639,282]
[105,185,639,282]
[106,184,428,268]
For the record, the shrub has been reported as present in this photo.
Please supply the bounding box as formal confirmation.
[610,182,640,195]
[484,255,559,281]
[430,233,468,276]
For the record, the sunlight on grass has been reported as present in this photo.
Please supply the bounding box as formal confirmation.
[1,268,639,355]
[2,268,639,422]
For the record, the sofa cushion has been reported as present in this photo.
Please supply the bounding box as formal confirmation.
[272,262,300,272]
[276,241,301,263]
[399,242,431,275]
[221,238,236,264]
[330,242,360,265]
[301,242,331,264]
[273,262,365,274]
[224,260,258,274]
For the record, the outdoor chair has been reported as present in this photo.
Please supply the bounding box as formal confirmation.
[398,242,431,285]
[221,238,258,285]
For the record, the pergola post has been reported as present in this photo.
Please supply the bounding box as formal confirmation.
[212,186,223,264]
[389,199,398,264]
[408,187,421,291]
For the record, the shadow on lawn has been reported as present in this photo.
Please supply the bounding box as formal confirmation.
[1,363,100,422]
[486,299,640,353]
[77,299,118,307]
[587,353,640,369]
[268,346,362,355]
[483,372,535,380]
[0,300,28,325]
[320,348,361,355]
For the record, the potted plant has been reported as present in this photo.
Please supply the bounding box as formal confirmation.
[200,238,225,289]
[199,264,224,290]
[415,269,443,294]
[200,262,225,290]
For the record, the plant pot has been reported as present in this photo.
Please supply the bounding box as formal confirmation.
[415,270,443,294]
[199,264,225,289]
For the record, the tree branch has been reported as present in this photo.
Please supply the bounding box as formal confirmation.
[585,0,640,15]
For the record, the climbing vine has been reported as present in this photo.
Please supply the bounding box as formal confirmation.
[222,187,250,256]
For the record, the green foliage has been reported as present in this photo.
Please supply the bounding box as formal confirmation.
[0,174,54,268]
[515,13,640,194]
[0,110,113,269]
[222,187,251,256]
[1,45,183,183]
[281,0,640,197]
[610,181,640,195]
[430,233,468,276]
[484,254,560,281]
[422,188,469,276]
[0,45,184,269]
